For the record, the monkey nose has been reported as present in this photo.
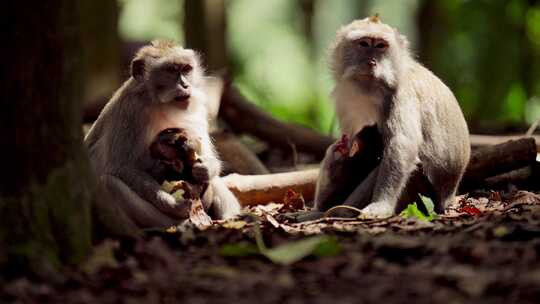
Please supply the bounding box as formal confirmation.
[367,59,377,67]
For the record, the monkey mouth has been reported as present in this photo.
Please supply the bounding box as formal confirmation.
[173,95,190,102]
[355,73,376,81]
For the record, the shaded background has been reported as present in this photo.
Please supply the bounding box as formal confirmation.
[85,0,540,135]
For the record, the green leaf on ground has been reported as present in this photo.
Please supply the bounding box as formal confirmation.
[220,243,259,257]
[262,236,341,265]
[400,195,438,221]
[219,219,341,265]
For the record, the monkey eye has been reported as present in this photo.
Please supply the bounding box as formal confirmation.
[182,64,193,73]
[375,42,388,49]
[166,65,180,73]
[359,40,370,47]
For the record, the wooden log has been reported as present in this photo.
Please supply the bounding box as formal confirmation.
[471,134,540,152]
[212,130,269,175]
[484,166,533,188]
[222,169,319,206]
[219,83,334,158]
[461,138,537,190]
[223,138,538,206]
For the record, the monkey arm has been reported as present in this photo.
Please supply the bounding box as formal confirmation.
[197,137,222,179]
[366,98,422,217]
[118,168,190,219]
[204,177,241,219]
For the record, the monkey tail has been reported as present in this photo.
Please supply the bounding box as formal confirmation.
[323,205,363,218]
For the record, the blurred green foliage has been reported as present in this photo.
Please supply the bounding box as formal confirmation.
[118,0,540,133]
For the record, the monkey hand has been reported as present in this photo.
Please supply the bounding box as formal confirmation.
[359,201,394,219]
[155,190,190,219]
[191,162,210,183]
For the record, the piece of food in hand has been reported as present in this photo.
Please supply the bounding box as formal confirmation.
[162,180,206,201]
[160,180,212,227]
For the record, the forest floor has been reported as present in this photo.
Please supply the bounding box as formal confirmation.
[2,190,540,304]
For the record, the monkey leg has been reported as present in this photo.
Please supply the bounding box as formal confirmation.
[203,177,241,219]
[422,164,463,214]
[100,175,177,228]
[395,167,437,215]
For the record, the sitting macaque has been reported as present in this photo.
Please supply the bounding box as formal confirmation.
[85,40,240,228]
[314,15,470,218]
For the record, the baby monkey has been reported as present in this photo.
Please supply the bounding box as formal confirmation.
[315,16,470,218]
[85,40,240,228]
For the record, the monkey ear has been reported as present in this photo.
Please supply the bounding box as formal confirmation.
[131,59,145,81]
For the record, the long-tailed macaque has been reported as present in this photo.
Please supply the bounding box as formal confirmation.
[85,40,240,227]
[315,16,470,218]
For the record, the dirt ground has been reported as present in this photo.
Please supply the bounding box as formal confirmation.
[2,190,540,304]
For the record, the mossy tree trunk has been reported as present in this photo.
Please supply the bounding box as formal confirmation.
[0,1,94,278]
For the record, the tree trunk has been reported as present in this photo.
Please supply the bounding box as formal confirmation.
[0,1,93,278]
[184,0,228,71]
[80,0,122,116]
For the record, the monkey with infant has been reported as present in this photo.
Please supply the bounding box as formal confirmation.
[315,16,470,218]
[85,40,241,228]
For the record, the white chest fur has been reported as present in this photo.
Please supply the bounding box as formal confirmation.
[332,80,383,137]
[144,102,208,147]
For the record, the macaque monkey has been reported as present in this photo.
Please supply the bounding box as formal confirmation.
[315,15,470,218]
[85,40,241,228]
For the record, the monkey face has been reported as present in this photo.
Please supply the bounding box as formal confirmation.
[147,61,195,105]
[344,36,390,78]
[131,41,204,106]
[331,17,409,89]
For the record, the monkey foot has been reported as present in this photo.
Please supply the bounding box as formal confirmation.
[359,201,394,219]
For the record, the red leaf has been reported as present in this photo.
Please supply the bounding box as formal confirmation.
[458,205,482,216]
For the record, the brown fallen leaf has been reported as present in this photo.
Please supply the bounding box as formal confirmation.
[189,198,213,230]
[278,189,305,213]
[222,220,248,229]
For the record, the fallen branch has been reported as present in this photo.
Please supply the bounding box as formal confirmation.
[222,169,318,206]
[213,130,269,175]
[471,134,540,152]
[461,138,537,190]
[484,166,534,188]
[219,83,334,158]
